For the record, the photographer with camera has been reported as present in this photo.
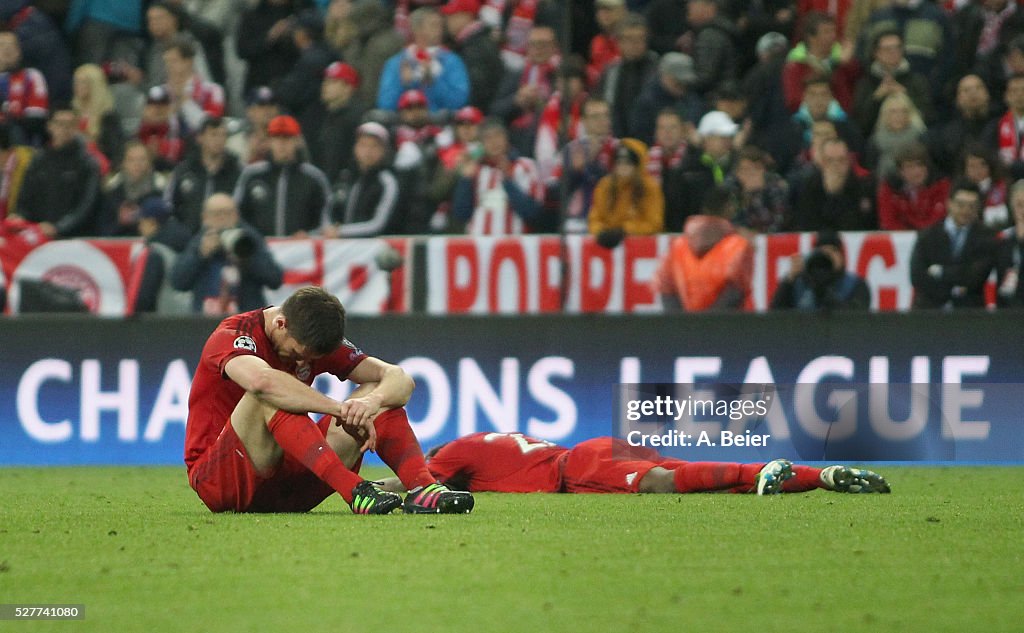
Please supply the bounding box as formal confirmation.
[771,230,870,311]
[170,193,283,315]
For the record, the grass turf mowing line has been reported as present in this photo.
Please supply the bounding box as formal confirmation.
[0,466,1021,632]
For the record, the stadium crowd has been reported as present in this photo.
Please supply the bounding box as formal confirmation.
[2,0,1024,313]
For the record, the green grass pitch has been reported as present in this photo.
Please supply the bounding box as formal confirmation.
[1,466,1022,632]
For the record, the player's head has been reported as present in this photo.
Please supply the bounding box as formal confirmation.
[425,442,450,461]
[279,286,347,357]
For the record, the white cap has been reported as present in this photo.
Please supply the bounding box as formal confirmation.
[697,110,739,138]
[357,121,390,144]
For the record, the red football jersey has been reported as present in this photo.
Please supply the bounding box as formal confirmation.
[183,308,367,470]
[427,432,569,493]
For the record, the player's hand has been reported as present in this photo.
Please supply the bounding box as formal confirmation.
[335,395,382,452]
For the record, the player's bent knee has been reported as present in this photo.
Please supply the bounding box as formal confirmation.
[638,467,675,494]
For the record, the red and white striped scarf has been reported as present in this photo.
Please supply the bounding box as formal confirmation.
[466,156,544,235]
[511,54,560,130]
[535,90,586,182]
[645,143,688,184]
[997,110,1024,166]
[395,123,442,147]
[979,3,1018,56]
[481,0,539,66]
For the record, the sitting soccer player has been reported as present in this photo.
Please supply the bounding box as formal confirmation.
[184,285,473,515]
[382,432,889,496]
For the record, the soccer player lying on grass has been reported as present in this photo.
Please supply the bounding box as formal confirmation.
[184,285,473,515]
[381,432,890,496]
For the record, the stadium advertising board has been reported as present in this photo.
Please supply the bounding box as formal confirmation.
[0,313,1021,466]
[2,232,924,316]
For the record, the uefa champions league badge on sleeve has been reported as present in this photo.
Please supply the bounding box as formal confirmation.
[233,335,257,352]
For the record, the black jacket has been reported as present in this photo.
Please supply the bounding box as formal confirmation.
[910,220,996,309]
[234,159,332,236]
[996,228,1024,307]
[235,1,301,94]
[790,168,876,231]
[274,42,337,117]
[301,100,366,184]
[600,51,660,138]
[927,111,998,177]
[332,165,402,237]
[17,138,100,237]
[452,23,504,111]
[166,150,243,235]
[686,16,740,96]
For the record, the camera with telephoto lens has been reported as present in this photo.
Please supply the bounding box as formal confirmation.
[219,227,257,260]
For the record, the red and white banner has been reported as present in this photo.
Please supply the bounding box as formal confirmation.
[265,237,410,315]
[1,235,148,316]
[0,231,929,316]
[426,232,920,313]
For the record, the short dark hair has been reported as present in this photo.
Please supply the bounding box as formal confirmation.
[1007,72,1024,88]
[165,36,196,60]
[198,116,225,134]
[960,142,1005,181]
[893,141,931,168]
[713,80,745,103]
[736,145,773,169]
[617,12,648,36]
[871,28,902,53]
[801,11,835,41]
[656,107,685,122]
[701,186,735,217]
[948,179,981,200]
[425,442,451,461]
[280,287,347,356]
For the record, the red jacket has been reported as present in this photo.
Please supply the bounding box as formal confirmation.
[877,177,950,231]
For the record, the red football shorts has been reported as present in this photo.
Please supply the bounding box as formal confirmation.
[561,437,664,493]
[188,415,361,512]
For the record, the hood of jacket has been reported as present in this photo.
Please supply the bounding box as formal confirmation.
[619,137,649,166]
[684,215,735,257]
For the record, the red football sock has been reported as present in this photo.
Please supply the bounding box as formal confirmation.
[782,465,824,492]
[267,410,362,503]
[373,408,435,490]
[671,462,763,492]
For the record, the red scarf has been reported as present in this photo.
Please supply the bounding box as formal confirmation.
[535,90,586,181]
[488,0,539,58]
[997,110,1024,166]
[645,143,687,183]
[395,123,441,147]
[511,54,560,130]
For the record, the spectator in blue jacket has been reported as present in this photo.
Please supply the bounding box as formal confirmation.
[376,7,469,113]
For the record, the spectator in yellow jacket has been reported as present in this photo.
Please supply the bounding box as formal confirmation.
[589,138,664,247]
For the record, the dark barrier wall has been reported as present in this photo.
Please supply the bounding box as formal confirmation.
[1,312,1022,465]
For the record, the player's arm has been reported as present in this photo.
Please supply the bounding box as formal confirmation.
[224,354,348,418]
[339,357,415,424]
